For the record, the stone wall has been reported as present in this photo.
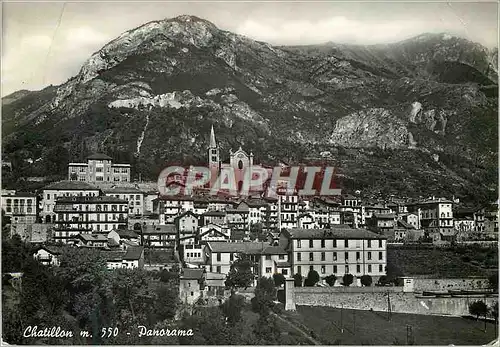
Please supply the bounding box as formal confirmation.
[294,288,497,316]
[413,278,490,292]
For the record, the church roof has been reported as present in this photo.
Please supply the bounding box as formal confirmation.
[210,125,217,148]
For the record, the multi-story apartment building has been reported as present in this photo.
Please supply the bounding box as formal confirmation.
[103,186,144,216]
[340,194,363,228]
[280,228,387,283]
[68,153,131,183]
[204,241,266,275]
[53,196,128,244]
[42,181,101,223]
[141,224,177,248]
[226,203,250,233]
[279,195,299,229]
[160,197,195,224]
[258,246,291,277]
[407,198,454,241]
[1,191,38,225]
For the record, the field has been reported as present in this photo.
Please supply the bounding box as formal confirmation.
[387,245,498,278]
[282,305,498,345]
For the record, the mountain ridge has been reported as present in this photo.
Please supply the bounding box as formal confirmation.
[2,15,498,204]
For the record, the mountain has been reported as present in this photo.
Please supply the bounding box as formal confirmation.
[2,15,498,203]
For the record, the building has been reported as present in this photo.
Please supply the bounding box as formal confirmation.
[53,196,128,244]
[179,268,205,305]
[280,228,387,284]
[141,224,177,248]
[42,181,101,223]
[407,198,454,241]
[74,233,109,248]
[1,192,38,224]
[104,246,145,269]
[68,153,131,183]
[258,245,291,277]
[204,241,267,275]
[103,186,145,216]
[198,223,231,242]
[33,246,64,266]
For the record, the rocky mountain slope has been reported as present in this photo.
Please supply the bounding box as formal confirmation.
[2,15,498,203]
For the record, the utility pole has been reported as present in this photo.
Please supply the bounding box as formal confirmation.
[353,309,356,333]
[387,291,392,321]
[340,304,344,333]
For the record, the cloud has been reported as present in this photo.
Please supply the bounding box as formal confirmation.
[63,26,109,49]
[236,16,460,45]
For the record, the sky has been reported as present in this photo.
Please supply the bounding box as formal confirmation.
[2,1,498,96]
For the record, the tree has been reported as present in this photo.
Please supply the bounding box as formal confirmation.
[342,273,354,287]
[225,254,254,290]
[378,275,389,286]
[273,273,286,287]
[488,273,498,291]
[251,277,277,317]
[469,300,488,320]
[325,274,336,287]
[221,294,245,325]
[293,273,303,287]
[304,270,320,287]
[490,301,498,321]
[360,275,373,287]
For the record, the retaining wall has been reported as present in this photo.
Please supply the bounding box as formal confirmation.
[294,287,497,316]
[413,278,490,292]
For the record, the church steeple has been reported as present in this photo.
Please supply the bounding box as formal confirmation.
[210,125,217,148]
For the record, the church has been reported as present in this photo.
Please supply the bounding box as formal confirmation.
[207,126,263,194]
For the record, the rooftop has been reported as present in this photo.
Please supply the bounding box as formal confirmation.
[181,268,205,280]
[207,241,269,254]
[284,228,386,240]
[123,246,144,260]
[55,196,128,203]
[142,224,176,234]
[44,180,100,191]
[87,153,113,160]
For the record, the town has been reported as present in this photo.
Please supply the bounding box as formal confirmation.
[2,127,499,345]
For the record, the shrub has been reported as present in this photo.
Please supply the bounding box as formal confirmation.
[342,274,354,287]
[305,270,320,287]
[293,273,303,287]
[325,274,336,287]
[273,273,286,287]
[469,300,488,320]
[360,275,373,287]
[377,275,389,286]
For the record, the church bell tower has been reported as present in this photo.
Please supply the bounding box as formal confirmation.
[208,125,220,186]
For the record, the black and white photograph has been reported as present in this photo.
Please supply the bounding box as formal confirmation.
[1,0,499,345]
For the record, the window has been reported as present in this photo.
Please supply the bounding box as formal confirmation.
[368,240,372,248]
[217,253,221,261]
[333,252,337,261]
[279,254,285,260]
[266,267,272,273]
[345,252,349,261]
[368,265,372,273]
[297,253,301,261]
[344,239,348,247]
[333,265,337,273]
[309,239,313,248]
[282,269,288,275]
[379,264,383,273]
[345,265,349,273]
[265,255,271,260]
[333,239,337,248]
[356,252,360,260]
[297,240,301,248]
[136,195,141,200]
[321,240,325,248]
[356,265,361,273]
[321,265,325,274]
[216,266,221,273]
[47,194,50,200]
[96,167,103,172]
[297,266,301,275]
[309,253,314,261]
[379,252,383,260]
[230,253,233,261]
[309,265,314,271]
[368,252,372,260]
[321,252,325,261]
